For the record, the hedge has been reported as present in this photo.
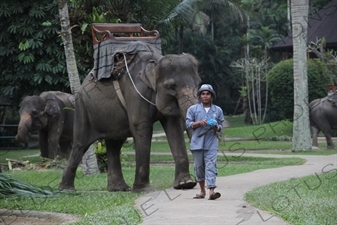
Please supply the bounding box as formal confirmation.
[268,59,332,120]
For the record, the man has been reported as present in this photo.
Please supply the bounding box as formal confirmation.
[186,84,224,200]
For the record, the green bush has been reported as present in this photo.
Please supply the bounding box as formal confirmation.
[268,59,332,120]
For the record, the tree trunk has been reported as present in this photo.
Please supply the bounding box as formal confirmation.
[58,0,99,173]
[57,0,80,94]
[178,24,183,54]
[291,0,312,151]
[243,96,252,125]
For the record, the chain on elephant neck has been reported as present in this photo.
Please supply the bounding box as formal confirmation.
[123,54,156,106]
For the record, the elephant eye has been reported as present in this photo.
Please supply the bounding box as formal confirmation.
[31,110,39,118]
[168,84,176,89]
[165,79,176,90]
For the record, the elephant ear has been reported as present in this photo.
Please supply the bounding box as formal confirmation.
[44,101,60,122]
[142,60,157,91]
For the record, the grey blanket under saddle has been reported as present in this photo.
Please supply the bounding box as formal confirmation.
[92,39,162,80]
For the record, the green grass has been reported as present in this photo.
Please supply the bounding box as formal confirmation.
[224,119,293,138]
[0,149,41,164]
[245,172,337,225]
[225,114,248,127]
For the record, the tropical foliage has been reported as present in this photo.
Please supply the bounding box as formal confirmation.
[0,1,77,106]
[0,0,335,119]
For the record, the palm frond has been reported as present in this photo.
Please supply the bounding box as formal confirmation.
[204,0,246,22]
[0,173,77,199]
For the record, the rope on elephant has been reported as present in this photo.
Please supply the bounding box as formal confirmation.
[123,54,156,106]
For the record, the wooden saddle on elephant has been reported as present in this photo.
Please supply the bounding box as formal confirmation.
[90,23,162,81]
[91,23,160,44]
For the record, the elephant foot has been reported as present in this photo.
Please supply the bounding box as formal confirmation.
[173,176,197,190]
[312,146,320,150]
[327,145,335,150]
[107,183,131,192]
[132,183,154,193]
[58,182,76,191]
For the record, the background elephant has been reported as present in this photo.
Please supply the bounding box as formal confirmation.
[16,91,74,158]
[59,52,201,192]
[309,96,337,149]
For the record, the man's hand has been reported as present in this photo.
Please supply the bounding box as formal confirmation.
[199,119,207,126]
[211,125,219,131]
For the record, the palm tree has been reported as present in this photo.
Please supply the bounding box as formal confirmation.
[291,0,311,151]
[161,0,245,53]
[250,25,282,57]
[58,0,99,173]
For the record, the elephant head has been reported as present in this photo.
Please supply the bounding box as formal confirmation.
[16,95,60,143]
[143,54,201,120]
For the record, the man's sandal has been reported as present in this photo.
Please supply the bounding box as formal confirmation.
[193,194,205,199]
[209,192,221,200]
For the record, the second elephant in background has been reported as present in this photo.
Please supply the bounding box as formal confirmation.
[16,91,74,159]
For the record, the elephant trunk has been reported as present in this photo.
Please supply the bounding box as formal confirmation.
[177,89,198,140]
[15,113,32,143]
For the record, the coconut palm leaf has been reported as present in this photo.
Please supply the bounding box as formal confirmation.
[0,173,77,199]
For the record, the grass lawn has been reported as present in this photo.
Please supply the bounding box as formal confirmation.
[245,172,337,225]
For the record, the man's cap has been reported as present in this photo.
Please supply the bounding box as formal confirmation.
[197,84,216,99]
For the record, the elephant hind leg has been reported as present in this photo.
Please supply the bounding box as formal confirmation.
[106,139,131,192]
[322,130,335,149]
[315,119,335,149]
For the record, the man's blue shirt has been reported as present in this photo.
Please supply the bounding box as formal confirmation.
[186,103,225,150]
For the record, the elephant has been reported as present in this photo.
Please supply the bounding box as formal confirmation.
[15,91,74,159]
[58,52,201,192]
[309,96,337,149]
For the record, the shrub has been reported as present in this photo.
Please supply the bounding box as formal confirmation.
[268,59,332,120]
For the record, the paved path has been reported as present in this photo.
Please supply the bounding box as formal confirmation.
[134,153,337,225]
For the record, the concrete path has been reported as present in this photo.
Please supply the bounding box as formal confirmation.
[134,153,337,225]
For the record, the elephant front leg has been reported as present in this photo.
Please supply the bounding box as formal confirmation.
[105,139,131,192]
[47,136,60,159]
[161,118,196,189]
[132,131,153,192]
[39,131,49,158]
[46,125,63,159]
[59,143,89,190]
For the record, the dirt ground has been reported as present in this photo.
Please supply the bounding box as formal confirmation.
[1,215,58,225]
[0,210,79,225]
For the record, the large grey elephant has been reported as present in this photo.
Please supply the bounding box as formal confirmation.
[16,91,74,159]
[309,96,337,149]
[59,52,200,192]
